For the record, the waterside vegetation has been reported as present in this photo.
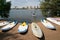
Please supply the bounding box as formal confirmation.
[0,0,11,18]
[40,0,60,17]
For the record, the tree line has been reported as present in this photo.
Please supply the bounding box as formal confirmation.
[40,0,60,17]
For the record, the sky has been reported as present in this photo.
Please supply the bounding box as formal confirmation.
[6,0,42,8]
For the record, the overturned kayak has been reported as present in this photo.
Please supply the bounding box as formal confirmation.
[31,22,43,38]
[47,18,60,25]
[41,19,56,30]
[18,22,28,33]
[0,21,9,27]
[1,21,17,31]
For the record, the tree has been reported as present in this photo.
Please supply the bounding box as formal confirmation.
[40,0,60,17]
[0,0,11,18]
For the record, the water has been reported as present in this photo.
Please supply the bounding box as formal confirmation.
[8,9,43,22]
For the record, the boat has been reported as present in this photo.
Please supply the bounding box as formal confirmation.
[41,19,56,29]
[18,22,28,33]
[0,21,9,27]
[53,18,60,21]
[47,18,60,25]
[1,21,17,31]
[31,22,43,38]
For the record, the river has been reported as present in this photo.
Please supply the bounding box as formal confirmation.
[8,9,43,22]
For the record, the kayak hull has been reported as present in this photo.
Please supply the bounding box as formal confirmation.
[0,21,9,27]
[47,18,60,25]
[31,22,43,38]
[18,25,28,33]
[1,21,17,31]
[41,20,56,30]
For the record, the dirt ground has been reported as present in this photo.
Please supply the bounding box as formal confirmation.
[0,21,60,40]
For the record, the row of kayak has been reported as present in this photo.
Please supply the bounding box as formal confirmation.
[31,18,59,38]
[0,18,60,38]
[0,21,17,31]
[41,17,60,30]
[0,21,43,38]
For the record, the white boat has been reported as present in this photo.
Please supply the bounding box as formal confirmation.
[41,19,56,29]
[54,18,60,21]
[31,22,43,38]
[47,18,60,25]
[18,22,28,33]
[0,21,9,27]
[1,21,17,31]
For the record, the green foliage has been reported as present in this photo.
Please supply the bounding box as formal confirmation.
[40,0,60,17]
[0,0,11,18]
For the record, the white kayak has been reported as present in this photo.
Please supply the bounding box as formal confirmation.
[18,22,28,33]
[0,21,9,27]
[31,22,43,38]
[1,21,17,31]
[53,18,60,21]
[47,18,60,25]
[41,19,56,29]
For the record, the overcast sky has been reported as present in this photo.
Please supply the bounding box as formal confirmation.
[7,0,42,8]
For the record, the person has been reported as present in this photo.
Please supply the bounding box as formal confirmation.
[32,13,36,22]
